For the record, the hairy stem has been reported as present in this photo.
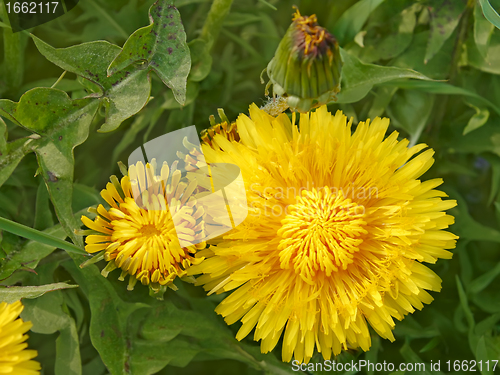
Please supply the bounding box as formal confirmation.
[200,0,234,51]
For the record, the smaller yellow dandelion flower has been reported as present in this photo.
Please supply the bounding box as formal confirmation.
[81,159,206,292]
[0,301,41,375]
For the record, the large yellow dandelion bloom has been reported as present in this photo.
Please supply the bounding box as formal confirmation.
[81,160,206,291]
[189,104,458,363]
[0,301,40,374]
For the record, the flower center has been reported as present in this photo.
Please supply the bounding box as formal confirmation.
[277,187,367,284]
[139,223,162,237]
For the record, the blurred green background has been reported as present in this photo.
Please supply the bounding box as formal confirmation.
[1,0,500,374]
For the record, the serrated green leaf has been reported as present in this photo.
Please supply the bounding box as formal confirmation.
[336,49,431,104]
[425,0,467,63]
[333,0,386,45]
[479,0,500,30]
[31,36,151,132]
[0,282,78,304]
[108,0,191,105]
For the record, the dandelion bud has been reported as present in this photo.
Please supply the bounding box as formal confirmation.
[264,8,343,112]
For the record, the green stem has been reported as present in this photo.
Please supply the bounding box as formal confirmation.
[51,71,67,89]
[0,216,88,256]
[200,0,234,51]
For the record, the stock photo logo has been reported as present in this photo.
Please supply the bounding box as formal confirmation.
[127,126,249,247]
[4,0,79,32]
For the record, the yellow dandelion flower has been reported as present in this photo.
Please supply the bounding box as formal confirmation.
[0,301,41,375]
[188,104,458,363]
[81,159,206,292]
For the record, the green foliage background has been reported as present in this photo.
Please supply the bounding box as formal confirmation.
[1,0,500,374]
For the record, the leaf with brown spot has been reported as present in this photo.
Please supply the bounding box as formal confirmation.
[107,0,191,105]
[31,36,151,132]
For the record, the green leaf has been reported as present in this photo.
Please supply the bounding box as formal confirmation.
[1,19,27,95]
[31,36,151,132]
[336,49,431,104]
[425,0,467,63]
[381,80,500,116]
[0,282,78,304]
[448,189,500,243]
[467,29,500,74]
[111,105,164,163]
[188,38,213,82]
[34,181,54,231]
[475,2,495,58]
[0,208,89,281]
[367,86,398,119]
[479,0,500,30]
[0,88,100,246]
[456,276,475,329]
[468,263,500,294]
[0,117,6,155]
[464,105,490,135]
[399,340,432,375]
[393,31,454,80]
[55,318,82,375]
[457,240,473,287]
[130,339,199,375]
[21,289,70,334]
[475,313,500,336]
[485,155,500,205]
[419,337,441,354]
[475,336,494,375]
[386,90,434,146]
[0,137,34,189]
[108,0,191,105]
[63,260,148,375]
[333,0,386,45]
[356,3,419,63]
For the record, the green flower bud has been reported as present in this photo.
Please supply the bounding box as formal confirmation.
[264,8,343,112]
